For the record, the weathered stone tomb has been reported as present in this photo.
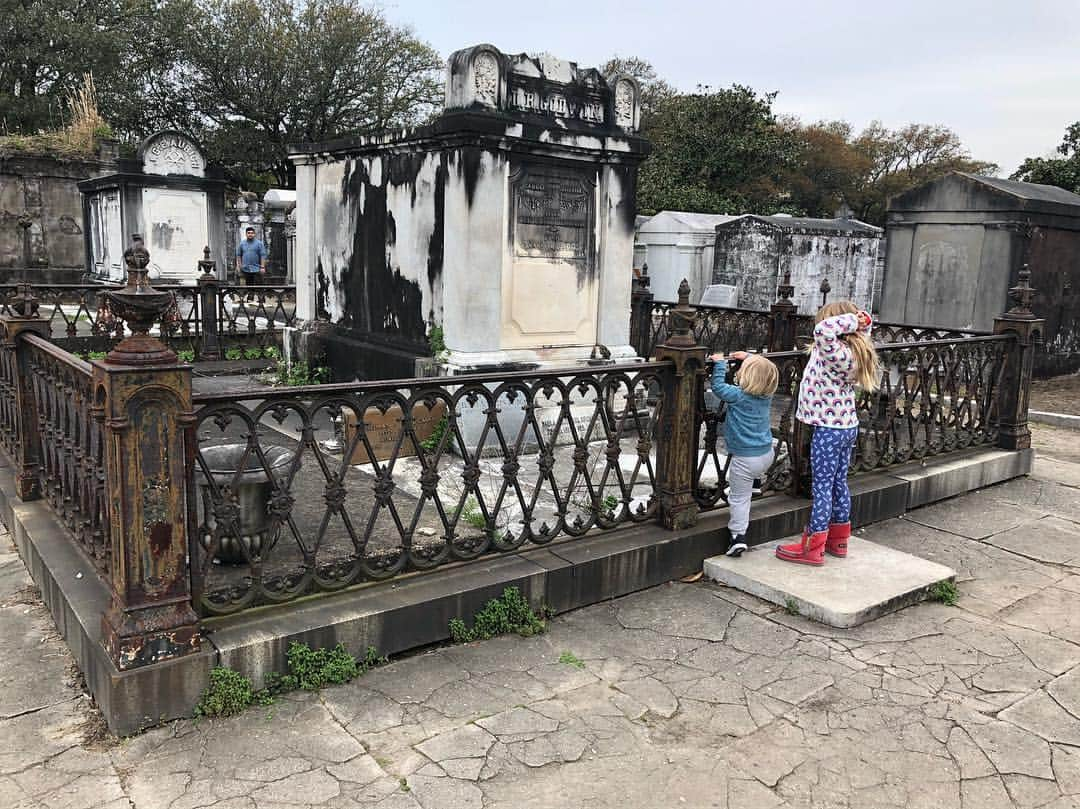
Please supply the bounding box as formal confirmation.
[80,131,226,282]
[287,44,649,380]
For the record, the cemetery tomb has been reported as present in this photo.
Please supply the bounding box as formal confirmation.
[80,130,226,283]
[287,44,649,382]
[712,214,881,314]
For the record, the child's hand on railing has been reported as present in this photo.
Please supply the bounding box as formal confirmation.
[729,351,748,360]
[857,311,873,332]
[709,353,725,363]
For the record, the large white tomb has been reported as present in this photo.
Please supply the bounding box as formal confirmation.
[80,131,226,283]
[287,44,650,381]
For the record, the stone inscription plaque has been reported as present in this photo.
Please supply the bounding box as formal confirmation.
[343,402,448,464]
[512,166,594,263]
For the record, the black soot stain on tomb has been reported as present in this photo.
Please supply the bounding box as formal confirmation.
[340,158,425,343]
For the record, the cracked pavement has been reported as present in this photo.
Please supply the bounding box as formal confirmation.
[4,428,1080,808]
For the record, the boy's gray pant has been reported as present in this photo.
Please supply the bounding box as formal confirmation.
[727,449,775,535]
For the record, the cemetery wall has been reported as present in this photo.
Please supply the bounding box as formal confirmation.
[0,150,117,282]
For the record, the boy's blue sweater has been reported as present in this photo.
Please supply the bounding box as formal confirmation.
[710,360,774,457]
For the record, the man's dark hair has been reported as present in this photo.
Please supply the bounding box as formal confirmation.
[245,226,255,233]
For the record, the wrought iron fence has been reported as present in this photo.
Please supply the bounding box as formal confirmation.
[22,334,109,576]
[646,300,778,358]
[187,361,669,615]
[0,283,296,356]
[855,335,1011,468]
[0,331,20,461]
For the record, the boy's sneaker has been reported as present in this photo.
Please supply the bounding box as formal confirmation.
[726,533,748,557]
[752,478,763,495]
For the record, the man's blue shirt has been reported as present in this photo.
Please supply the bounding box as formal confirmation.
[236,239,267,273]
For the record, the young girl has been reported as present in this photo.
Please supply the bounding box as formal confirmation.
[709,351,780,557]
[776,301,879,565]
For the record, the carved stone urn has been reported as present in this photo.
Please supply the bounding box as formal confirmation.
[104,234,178,365]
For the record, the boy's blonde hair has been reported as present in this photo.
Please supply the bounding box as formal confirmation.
[815,300,881,392]
[736,354,779,397]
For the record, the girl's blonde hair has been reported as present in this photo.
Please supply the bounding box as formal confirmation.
[736,354,779,397]
[815,300,881,392]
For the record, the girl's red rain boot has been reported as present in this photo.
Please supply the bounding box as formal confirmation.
[825,522,851,558]
[776,530,828,566]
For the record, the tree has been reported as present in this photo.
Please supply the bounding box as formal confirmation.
[782,118,871,219]
[127,0,444,188]
[636,85,801,216]
[1012,122,1080,194]
[846,122,997,223]
[0,0,143,134]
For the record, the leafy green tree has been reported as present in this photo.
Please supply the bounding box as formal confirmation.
[636,85,801,216]
[0,0,145,134]
[1012,122,1080,194]
[129,0,444,187]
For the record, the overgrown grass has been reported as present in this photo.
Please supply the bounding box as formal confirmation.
[929,580,959,606]
[449,586,548,644]
[0,74,111,158]
[194,642,386,719]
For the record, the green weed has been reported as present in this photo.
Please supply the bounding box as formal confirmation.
[449,586,547,643]
[558,651,585,669]
[271,360,329,387]
[176,349,195,362]
[929,580,959,606]
[195,641,387,719]
[263,346,281,360]
[783,597,800,616]
[224,347,244,361]
[244,346,264,361]
[420,415,449,452]
[428,324,447,359]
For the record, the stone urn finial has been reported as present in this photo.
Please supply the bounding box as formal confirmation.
[197,245,217,279]
[1006,263,1037,319]
[103,235,178,365]
[665,278,698,348]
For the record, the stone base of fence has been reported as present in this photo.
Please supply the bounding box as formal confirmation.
[0,444,1033,734]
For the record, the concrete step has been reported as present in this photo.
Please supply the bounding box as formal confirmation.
[703,538,956,628]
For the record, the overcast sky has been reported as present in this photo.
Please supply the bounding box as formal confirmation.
[381,0,1079,175]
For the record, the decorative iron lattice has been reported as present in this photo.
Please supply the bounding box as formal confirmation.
[0,283,296,354]
[693,335,1011,508]
[0,334,20,460]
[188,362,669,615]
[22,334,109,575]
[854,335,1012,468]
[217,285,297,347]
[647,301,775,357]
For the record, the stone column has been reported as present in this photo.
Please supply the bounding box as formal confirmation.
[768,270,798,353]
[654,279,707,529]
[196,246,222,361]
[0,284,52,500]
[629,265,654,358]
[97,235,200,671]
[994,264,1044,451]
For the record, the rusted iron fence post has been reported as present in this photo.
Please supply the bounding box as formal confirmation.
[96,235,201,671]
[768,270,798,353]
[654,279,707,529]
[196,245,222,361]
[629,264,654,358]
[994,264,1043,451]
[0,284,52,500]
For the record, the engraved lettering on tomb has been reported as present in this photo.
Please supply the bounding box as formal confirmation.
[473,52,499,105]
[512,167,594,262]
[143,134,206,177]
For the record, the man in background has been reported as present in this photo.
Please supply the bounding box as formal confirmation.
[235,227,267,294]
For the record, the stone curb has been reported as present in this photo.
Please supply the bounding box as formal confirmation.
[1030,410,1080,431]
